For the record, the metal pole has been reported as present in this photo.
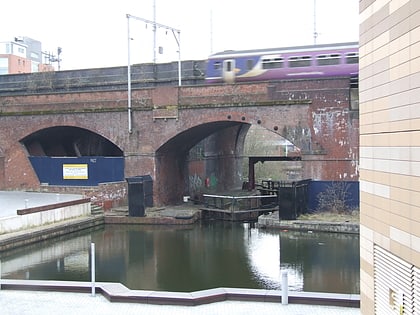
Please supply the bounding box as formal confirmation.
[231,196,235,221]
[91,243,96,297]
[281,270,288,305]
[127,13,181,86]
[176,30,181,86]
[127,14,132,134]
[153,0,157,64]
[210,9,213,54]
[313,0,318,45]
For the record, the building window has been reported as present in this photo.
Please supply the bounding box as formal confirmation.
[0,57,8,74]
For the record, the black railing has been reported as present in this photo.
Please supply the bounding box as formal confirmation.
[257,179,311,220]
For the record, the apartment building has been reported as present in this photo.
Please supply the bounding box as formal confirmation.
[359,0,420,314]
[0,37,54,74]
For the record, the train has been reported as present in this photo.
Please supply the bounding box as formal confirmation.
[0,42,359,96]
[205,42,359,84]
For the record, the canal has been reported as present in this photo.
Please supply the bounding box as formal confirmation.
[0,221,359,293]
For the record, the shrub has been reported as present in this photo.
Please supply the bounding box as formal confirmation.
[316,181,352,213]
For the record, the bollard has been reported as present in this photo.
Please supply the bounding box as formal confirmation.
[24,199,29,208]
[281,270,288,305]
[91,243,95,297]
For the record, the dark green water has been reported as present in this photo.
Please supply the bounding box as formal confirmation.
[0,221,360,293]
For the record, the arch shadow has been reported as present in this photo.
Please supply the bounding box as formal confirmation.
[155,121,250,205]
[20,126,124,186]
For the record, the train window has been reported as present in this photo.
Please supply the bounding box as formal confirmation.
[262,59,269,69]
[225,60,232,72]
[346,52,359,64]
[262,57,284,69]
[316,54,341,66]
[288,56,311,68]
[247,59,254,70]
[213,61,222,70]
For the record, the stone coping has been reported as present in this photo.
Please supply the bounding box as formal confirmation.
[0,216,104,252]
[274,221,359,234]
[0,279,360,308]
[104,211,200,225]
[257,213,359,234]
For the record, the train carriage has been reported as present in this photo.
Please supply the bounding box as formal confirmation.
[205,42,358,84]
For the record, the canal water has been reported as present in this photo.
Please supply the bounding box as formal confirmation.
[0,221,360,293]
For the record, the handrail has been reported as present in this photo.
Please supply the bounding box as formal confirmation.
[202,194,276,200]
[202,194,278,214]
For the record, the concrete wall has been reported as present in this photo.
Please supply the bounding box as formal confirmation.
[0,199,91,234]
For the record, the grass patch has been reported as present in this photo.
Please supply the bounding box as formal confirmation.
[298,210,359,223]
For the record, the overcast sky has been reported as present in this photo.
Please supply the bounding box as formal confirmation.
[0,0,359,70]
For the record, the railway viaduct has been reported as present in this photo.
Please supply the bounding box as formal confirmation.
[0,69,359,207]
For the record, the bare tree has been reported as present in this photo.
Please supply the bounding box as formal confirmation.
[316,181,352,213]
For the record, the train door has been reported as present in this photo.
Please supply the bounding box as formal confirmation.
[222,59,235,83]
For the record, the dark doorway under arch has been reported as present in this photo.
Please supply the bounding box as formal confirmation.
[21,126,124,186]
[21,126,123,157]
[155,121,250,205]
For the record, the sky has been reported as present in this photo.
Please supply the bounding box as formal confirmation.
[0,0,359,71]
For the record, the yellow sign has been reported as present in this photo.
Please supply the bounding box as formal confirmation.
[63,164,88,179]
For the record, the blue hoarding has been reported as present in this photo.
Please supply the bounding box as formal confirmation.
[307,180,359,212]
[29,156,124,186]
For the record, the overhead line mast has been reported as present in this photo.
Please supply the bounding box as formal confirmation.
[126,13,181,133]
[313,0,318,45]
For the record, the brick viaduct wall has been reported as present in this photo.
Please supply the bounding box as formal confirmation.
[0,78,358,206]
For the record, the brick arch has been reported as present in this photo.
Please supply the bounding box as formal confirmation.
[20,125,124,157]
[168,108,312,154]
[3,119,127,190]
[152,112,312,205]
[18,121,124,150]
[0,78,358,205]
[154,120,249,205]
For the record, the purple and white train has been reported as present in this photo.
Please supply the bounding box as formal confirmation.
[205,42,358,84]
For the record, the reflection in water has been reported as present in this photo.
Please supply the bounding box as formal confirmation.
[1,233,92,280]
[246,229,304,291]
[0,222,359,293]
[246,227,360,293]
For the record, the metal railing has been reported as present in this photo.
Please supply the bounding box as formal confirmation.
[202,194,278,215]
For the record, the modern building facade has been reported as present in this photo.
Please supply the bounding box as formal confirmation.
[359,0,420,314]
[0,37,54,74]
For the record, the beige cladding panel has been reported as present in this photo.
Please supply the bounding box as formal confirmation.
[360,0,420,313]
